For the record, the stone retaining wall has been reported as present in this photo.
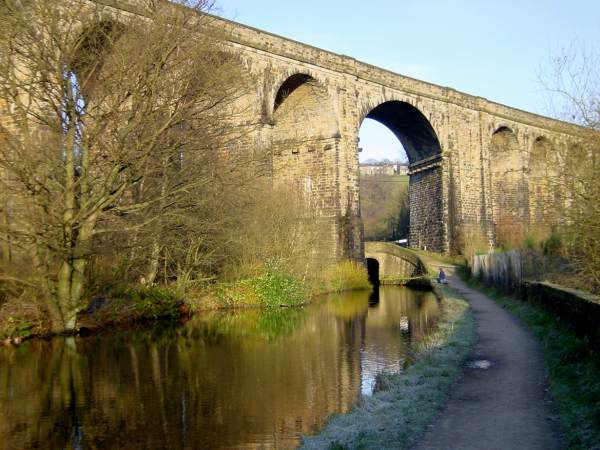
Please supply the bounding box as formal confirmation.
[523,281,600,353]
[471,250,600,352]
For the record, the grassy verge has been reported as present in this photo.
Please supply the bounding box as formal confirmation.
[1,260,371,342]
[300,283,475,450]
[201,260,371,310]
[461,273,600,450]
[311,260,373,295]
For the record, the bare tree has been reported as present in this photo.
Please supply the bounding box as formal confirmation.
[0,0,259,331]
[538,44,600,293]
[539,43,600,129]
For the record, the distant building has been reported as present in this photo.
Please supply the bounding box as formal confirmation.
[396,164,409,176]
[359,162,409,177]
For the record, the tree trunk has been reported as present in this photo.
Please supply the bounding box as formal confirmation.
[0,198,10,263]
[145,239,161,285]
[145,156,170,285]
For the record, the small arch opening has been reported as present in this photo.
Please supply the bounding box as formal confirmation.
[366,258,380,287]
[274,73,314,113]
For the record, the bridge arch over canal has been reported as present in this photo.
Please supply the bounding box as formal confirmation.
[364,242,427,286]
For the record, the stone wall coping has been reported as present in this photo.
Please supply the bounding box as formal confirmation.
[523,280,600,305]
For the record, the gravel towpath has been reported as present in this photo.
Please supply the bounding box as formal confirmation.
[412,264,564,450]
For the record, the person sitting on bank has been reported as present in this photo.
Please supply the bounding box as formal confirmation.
[438,267,447,284]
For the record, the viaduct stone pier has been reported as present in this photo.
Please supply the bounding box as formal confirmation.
[47,1,592,259]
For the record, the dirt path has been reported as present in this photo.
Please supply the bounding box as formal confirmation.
[412,264,564,450]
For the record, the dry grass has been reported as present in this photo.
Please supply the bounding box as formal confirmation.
[312,260,372,295]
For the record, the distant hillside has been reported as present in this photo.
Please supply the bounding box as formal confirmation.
[360,173,409,241]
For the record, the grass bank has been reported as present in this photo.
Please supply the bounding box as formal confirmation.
[461,273,600,450]
[300,283,475,450]
[195,260,371,310]
[1,260,371,343]
[0,285,187,343]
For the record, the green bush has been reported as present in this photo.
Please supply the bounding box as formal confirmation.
[123,286,181,320]
[216,262,307,307]
[215,260,371,308]
[254,265,307,307]
[542,232,564,257]
[524,232,539,249]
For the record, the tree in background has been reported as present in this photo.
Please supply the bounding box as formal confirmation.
[359,174,409,242]
[0,0,260,331]
[539,45,600,293]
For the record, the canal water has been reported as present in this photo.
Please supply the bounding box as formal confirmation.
[0,286,440,450]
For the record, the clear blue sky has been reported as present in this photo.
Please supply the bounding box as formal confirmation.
[215,0,600,161]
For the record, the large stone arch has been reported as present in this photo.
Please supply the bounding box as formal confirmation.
[562,142,588,214]
[358,100,445,252]
[269,72,343,252]
[271,72,339,197]
[271,73,338,136]
[489,126,528,246]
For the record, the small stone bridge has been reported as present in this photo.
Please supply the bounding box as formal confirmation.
[37,1,591,259]
[364,242,428,286]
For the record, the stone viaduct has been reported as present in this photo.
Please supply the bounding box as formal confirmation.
[70,2,590,259]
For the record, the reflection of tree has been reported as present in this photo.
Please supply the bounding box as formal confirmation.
[0,288,442,449]
[0,338,88,450]
[0,306,360,449]
[326,291,369,319]
[199,307,307,341]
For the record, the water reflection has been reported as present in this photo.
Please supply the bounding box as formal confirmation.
[0,286,440,450]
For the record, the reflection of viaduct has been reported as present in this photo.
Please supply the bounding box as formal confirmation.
[101,2,583,257]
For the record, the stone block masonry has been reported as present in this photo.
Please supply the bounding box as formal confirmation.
[48,1,591,258]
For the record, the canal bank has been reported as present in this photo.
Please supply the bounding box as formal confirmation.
[410,265,565,450]
[301,268,475,450]
[0,260,372,345]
